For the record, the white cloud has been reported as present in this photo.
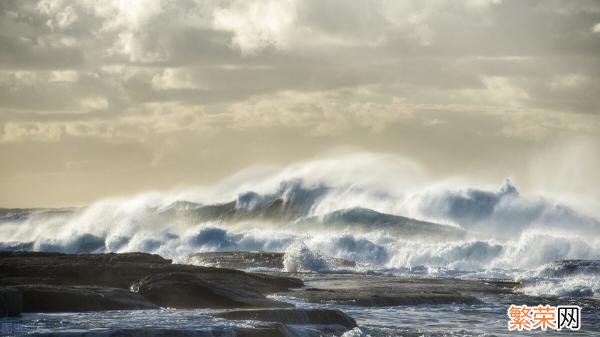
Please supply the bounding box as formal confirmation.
[550,74,587,90]
[482,76,529,106]
[458,76,529,108]
[213,0,298,55]
[80,97,108,110]
[229,89,415,135]
[0,103,216,144]
[151,68,205,90]
[498,108,600,141]
[49,70,79,83]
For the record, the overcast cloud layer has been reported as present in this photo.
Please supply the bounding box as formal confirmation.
[1,0,599,208]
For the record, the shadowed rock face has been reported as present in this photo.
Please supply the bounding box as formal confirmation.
[131,272,292,309]
[0,251,302,291]
[13,285,157,312]
[0,287,22,316]
[215,308,357,329]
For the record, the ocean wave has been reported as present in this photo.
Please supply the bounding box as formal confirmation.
[519,275,600,298]
[2,211,599,272]
[413,179,600,239]
[515,259,600,298]
[2,176,598,245]
[1,154,600,301]
[534,259,600,278]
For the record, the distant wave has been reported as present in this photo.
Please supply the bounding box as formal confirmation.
[1,154,599,299]
[414,179,600,238]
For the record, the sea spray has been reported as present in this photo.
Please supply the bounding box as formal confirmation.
[1,154,600,300]
[283,242,328,273]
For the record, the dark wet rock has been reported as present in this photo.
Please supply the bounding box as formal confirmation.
[280,274,516,307]
[13,284,157,312]
[215,308,357,329]
[188,251,356,270]
[0,287,22,316]
[0,251,303,291]
[0,252,303,312]
[131,272,292,309]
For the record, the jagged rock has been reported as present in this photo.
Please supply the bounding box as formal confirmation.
[215,308,357,329]
[0,287,22,316]
[131,272,291,309]
[13,284,157,312]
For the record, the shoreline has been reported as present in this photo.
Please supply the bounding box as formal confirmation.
[1,251,599,336]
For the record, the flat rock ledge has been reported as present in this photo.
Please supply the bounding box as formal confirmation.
[280,274,502,307]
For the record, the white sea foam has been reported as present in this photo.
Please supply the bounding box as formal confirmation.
[340,327,371,337]
[1,154,599,299]
[283,242,329,273]
[519,275,600,298]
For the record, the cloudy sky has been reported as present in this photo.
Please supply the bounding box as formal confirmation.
[1,0,599,208]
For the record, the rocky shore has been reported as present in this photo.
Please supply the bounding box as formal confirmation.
[0,251,357,336]
[0,251,303,314]
[2,251,598,336]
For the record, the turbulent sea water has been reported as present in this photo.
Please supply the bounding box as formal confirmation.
[1,154,600,335]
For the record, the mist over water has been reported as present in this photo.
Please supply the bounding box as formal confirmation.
[2,153,600,297]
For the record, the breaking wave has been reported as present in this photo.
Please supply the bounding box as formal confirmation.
[283,242,329,273]
[1,153,599,297]
[517,260,600,298]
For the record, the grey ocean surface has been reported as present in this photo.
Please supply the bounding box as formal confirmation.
[3,299,599,336]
